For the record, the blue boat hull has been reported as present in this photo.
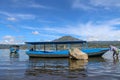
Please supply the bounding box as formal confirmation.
[26,48,109,58]
[82,48,109,57]
[26,50,69,58]
[10,48,19,53]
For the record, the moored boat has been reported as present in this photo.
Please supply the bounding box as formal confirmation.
[82,48,109,57]
[25,41,109,58]
[26,50,69,58]
[10,45,19,53]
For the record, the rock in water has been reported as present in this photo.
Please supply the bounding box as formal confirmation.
[69,48,88,60]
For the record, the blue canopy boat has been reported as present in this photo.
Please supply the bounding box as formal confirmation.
[25,41,109,58]
[10,45,19,53]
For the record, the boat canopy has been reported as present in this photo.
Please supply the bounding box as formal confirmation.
[25,41,87,45]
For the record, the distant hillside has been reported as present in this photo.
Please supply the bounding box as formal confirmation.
[0,44,26,49]
[53,36,82,42]
[87,41,120,48]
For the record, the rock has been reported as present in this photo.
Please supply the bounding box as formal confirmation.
[69,48,88,60]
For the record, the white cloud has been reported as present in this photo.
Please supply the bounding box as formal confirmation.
[90,0,120,8]
[29,3,52,9]
[38,18,120,41]
[0,35,25,44]
[0,11,36,20]
[38,19,54,23]
[22,26,40,30]
[32,31,39,35]
[11,0,52,9]
[72,0,120,10]
[3,35,15,42]
[20,18,120,41]
[72,0,94,10]
[36,33,61,41]
[15,14,35,20]
[7,25,19,32]
[7,17,17,21]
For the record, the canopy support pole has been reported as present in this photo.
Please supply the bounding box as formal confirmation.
[55,44,58,51]
[43,44,46,52]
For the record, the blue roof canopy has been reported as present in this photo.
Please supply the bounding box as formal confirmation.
[25,41,87,45]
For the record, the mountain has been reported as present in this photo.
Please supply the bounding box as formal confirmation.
[53,36,82,42]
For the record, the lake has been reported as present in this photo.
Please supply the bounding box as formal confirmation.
[0,49,120,80]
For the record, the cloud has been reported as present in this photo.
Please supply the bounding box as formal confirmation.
[28,3,52,9]
[0,35,25,44]
[38,19,55,23]
[0,11,36,20]
[7,25,19,32]
[3,35,15,42]
[7,17,17,21]
[20,18,120,41]
[90,0,120,9]
[15,14,35,20]
[72,0,94,10]
[38,18,120,41]
[11,0,52,9]
[32,31,39,35]
[72,0,120,10]
[22,26,40,30]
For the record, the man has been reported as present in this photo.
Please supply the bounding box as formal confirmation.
[109,45,119,57]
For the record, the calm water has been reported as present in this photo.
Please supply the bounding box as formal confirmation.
[0,49,120,80]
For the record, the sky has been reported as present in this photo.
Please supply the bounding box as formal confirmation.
[1,0,120,44]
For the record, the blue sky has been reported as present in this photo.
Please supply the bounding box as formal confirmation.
[1,0,120,44]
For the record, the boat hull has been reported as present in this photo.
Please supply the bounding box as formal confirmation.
[26,48,109,58]
[10,49,19,53]
[26,50,69,58]
[82,48,109,57]
[86,50,107,57]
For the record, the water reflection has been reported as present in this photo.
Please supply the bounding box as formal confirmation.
[113,56,119,64]
[26,58,88,76]
[69,59,88,71]
[1,49,120,80]
[88,57,105,62]
[10,52,19,58]
[9,52,19,63]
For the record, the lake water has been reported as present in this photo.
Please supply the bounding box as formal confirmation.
[0,49,120,80]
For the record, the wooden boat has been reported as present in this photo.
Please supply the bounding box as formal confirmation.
[26,48,108,58]
[10,45,19,53]
[25,41,109,58]
[82,48,109,57]
[26,50,69,58]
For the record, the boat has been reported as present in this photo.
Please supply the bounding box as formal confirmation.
[25,41,86,58]
[26,50,69,58]
[82,48,109,57]
[10,45,19,53]
[25,41,109,58]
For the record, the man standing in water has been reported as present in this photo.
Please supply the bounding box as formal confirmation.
[109,45,120,57]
